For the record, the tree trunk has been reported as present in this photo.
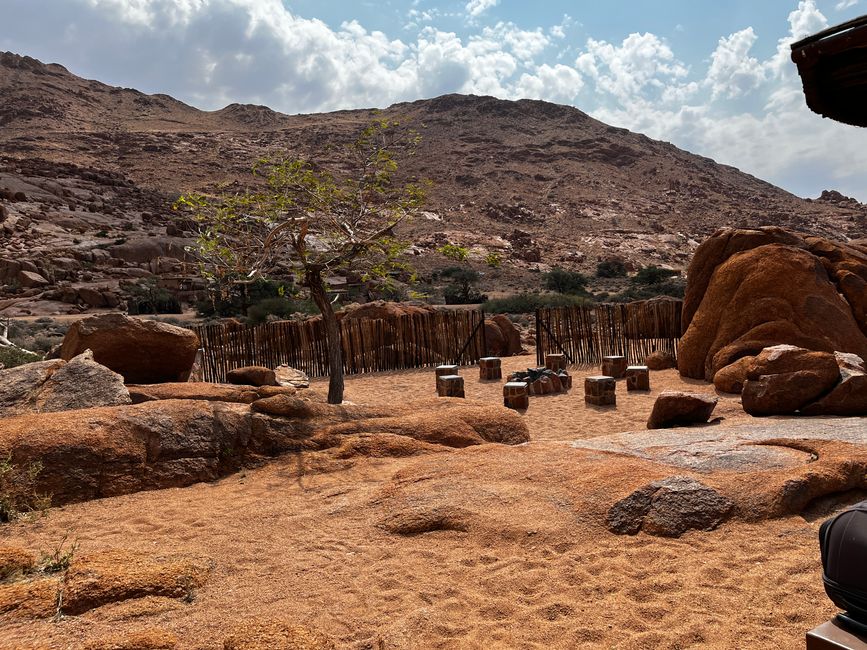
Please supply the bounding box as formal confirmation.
[307,270,344,404]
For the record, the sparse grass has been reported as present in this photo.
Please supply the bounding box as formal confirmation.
[37,535,78,575]
[0,456,51,523]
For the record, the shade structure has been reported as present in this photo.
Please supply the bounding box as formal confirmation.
[791,15,867,127]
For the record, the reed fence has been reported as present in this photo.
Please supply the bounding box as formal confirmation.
[535,298,682,367]
[193,309,487,383]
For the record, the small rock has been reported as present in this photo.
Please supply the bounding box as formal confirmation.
[645,350,676,371]
[647,391,718,429]
[16,270,49,289]
[274,365,310,389]
[607,476,733,537]
[713,356,754,394]
[227,366,277,387]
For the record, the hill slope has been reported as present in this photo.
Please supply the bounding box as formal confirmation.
[1,51,864,315]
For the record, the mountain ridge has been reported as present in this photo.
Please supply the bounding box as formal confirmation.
[0,50,864,315]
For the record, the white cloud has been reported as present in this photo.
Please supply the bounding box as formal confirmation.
[706,27,766,98]
[575,33,689,103]
[550,14,574,39]
[516,64,583,103]
[465,0,499,18]
[479,22,549,62]
[835,0,859,10]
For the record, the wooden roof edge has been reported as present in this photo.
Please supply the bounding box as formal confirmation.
[791,14,867,50]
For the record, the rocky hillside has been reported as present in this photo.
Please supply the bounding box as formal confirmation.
[1,51,865,316]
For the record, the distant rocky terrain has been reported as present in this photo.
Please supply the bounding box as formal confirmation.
[1,51,865,316]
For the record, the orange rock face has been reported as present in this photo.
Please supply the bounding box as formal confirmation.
[60,314,200,384]
[679,228,867,382]
[741,346,841,416]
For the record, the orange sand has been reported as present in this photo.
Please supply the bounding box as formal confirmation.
[0,358,837,648]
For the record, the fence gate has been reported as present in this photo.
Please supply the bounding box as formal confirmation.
[535,298,682,367]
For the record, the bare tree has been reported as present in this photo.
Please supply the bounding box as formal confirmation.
[175,119,426,403]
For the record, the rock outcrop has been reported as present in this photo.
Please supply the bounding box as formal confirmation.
[735,346,867,416]
[226,366,278,387]
[0,351,130,418]
[0,548,211,620]
[60,313,200,383]
[647,391,718,430]
[128,382,296,404]
[678,228,867,383]
[484,315,523,357]
[741,345,841,416]
[0,397,529,507]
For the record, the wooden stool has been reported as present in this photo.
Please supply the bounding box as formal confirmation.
[545,353,566,372]
[625,365,650,391]
[807,619,867,649]
[602,355,628,379]
[435,364,459,391]
[585,375,616,406]
[437,375,465,398]
[503,381,529,410]
[479,357,502,381]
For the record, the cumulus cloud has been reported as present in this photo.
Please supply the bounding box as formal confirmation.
[575,33,689,103]
[465,0,499,18]
[705,28,766,98]
[516,63,583,103]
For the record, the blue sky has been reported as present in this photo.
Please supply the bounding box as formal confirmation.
[3,0,867,201]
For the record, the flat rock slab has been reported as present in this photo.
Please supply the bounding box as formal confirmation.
[573,418,867,473]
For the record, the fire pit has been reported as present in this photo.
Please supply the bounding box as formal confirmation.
[507,367,571,396]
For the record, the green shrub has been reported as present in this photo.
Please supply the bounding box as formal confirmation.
[126,280,182,315]
[632,265,679,286]
[608,280,685,302]
[197,278,298,319]
[437,244,469,262]
[483,292,592,314]
[484,252,502,268]
[0,347,42,369]
[543,268,589,294]
[596,260,627,278]
[440,266,487,305]
[246,297,317,324]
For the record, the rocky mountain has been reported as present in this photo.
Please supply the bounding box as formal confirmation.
[1,51,865,316]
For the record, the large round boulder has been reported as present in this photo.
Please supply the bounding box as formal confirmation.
[679,229,867,382]
[60,314,200,384]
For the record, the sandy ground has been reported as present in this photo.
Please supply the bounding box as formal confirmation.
[0,358,839,648]
[338,356,753,442]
